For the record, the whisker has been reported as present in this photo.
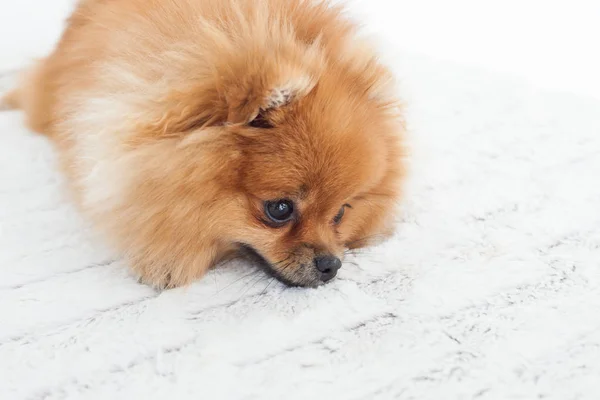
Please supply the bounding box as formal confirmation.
[273,254,292,266]
[214,269,259,295]
[277,261,294,277]
[259,277,276,296]
[345,233,388,248]
[345,250,370,257]
[212,269,218,289]
[237,272,268,300]
[344,261,366,271]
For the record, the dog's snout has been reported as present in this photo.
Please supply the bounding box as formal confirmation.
[314,255,342,282]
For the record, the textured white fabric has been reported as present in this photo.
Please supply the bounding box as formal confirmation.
[2,3,600,400]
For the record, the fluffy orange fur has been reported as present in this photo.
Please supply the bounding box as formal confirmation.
[2,0,405,288]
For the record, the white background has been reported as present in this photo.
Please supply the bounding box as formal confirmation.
[2,0,600,98]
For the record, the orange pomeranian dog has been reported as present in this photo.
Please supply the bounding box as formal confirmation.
[2,0,405,288]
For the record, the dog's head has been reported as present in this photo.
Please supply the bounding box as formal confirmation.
[201,47,405,287]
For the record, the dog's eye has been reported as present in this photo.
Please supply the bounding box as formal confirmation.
[265,199,295,223]
[333,204,350,225]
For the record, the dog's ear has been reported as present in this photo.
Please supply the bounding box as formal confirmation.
[146,71,318,139]
[146,39,323,137]
[226,72,317,125]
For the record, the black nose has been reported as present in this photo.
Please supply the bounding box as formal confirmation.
[314,255,342,282]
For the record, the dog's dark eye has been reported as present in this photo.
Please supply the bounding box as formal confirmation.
[333,204,350,225]
[265,199,294,223]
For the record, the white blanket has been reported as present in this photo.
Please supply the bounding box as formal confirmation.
[2,20,600,400]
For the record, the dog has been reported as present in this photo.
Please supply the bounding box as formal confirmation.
[1,0,405,288]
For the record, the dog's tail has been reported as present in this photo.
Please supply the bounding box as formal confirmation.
[0,60,53,134]
[0,69,22,111]
[1,89,20,111]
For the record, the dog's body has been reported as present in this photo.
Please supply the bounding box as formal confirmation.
[2,0,405,288]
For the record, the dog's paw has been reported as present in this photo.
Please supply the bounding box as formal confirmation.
[137,272,179,291]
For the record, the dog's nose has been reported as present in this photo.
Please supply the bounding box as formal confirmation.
[314,255,342,282]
